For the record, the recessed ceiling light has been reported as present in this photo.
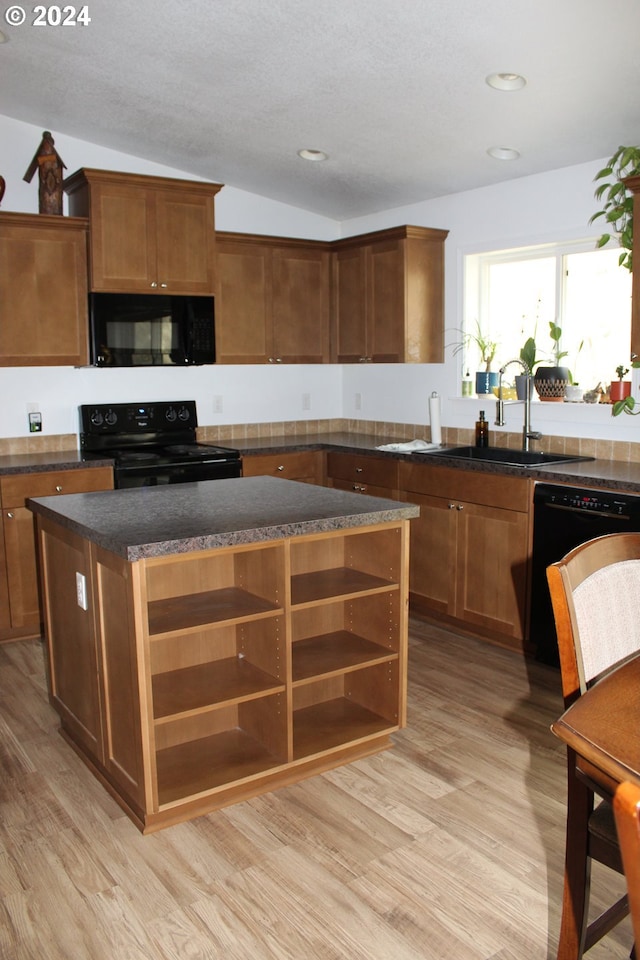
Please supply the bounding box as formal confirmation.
[486,72,526,91]
[297,149,329,162]
[487,146,521,161]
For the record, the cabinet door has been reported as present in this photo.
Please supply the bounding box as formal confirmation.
[88,180,157,292]
[0,214,89,366]
[272,246,330,362]
[0,522,9,634]
[401,491,457,616]
[242,451,323,484]
[332,246,368,362]
[154,188,216,294]
[456,501,529,642]
[216,239,271,362]
[3,506,40,629]
[367,239,404,362]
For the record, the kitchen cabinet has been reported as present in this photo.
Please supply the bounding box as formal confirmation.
[0,466,113,642]
[326,451,399,499]
[34,486,410,832]
[628,176,640,359]
[0,212,89,366]
[216,232,331,363]
[242,450,324,484]
[400,462,531,651]
[331,225,448,363]
[64,168,222,295]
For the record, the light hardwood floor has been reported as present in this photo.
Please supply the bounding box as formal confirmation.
[0,617,634,960]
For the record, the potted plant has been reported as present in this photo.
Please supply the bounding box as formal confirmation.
[610,364,631,403]
[516,335,540,400]
[534,321,571,401]
[590,145,640,272]
[456,321,499,395]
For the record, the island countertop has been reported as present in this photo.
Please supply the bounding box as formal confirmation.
[28,475,419,561]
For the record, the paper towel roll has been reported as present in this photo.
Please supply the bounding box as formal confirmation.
[429,391,442,445]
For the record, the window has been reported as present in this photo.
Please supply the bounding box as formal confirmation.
[463,239,632,390]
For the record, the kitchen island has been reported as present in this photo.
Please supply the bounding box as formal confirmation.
[29,476,418,833]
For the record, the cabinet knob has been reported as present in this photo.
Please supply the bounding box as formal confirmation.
[448,503,456,510]
[457,504,464,511]
[6,511,13,519]
[160,282,168,288]
[150,281,158,288]
[268,357,283,363]
[355,467,363,473]
[55,485,63,492]
[277,465,285,472]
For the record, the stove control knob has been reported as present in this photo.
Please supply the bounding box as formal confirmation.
[178,405,190,421]
[90,410,104,426]
[105,409,117,426]
[165,406,177,422]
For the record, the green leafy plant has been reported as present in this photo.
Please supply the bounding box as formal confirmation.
[612,361,640,416]
[547,321,568,366]
[590,145,640,272]
[519,335,541,374]
[452,321,498,371]
[616,364,630,380]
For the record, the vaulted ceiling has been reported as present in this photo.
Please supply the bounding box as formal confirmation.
[3,0,640,218]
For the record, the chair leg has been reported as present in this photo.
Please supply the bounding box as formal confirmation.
[557,757,592,960]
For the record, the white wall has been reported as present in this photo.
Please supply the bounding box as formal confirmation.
[2,113,636,444]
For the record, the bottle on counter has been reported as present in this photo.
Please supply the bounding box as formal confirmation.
[475,410,489,448]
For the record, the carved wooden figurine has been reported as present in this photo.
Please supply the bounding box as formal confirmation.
[23,131,66,215]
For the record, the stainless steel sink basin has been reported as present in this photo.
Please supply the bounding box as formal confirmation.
[426,446,595,468]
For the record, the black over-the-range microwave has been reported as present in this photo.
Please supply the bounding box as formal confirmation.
[89,292,216,367]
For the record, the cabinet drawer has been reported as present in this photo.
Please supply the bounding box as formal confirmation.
[399,462,530,512]
[1,466,113,507]
[326,452,398,489]
[242,451,322,482]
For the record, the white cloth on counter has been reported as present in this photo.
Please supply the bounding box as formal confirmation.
[375,439,441,452]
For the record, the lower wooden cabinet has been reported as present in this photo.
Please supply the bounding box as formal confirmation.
[37,517,410,832]
[0,466,113,641]
[242,450,324,484]
[400,462,532,650]
[326,452,399,499]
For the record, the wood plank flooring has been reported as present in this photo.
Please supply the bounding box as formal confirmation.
[0,617,634,960]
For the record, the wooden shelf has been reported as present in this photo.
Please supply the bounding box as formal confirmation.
[292,631,396,685]
[147,586,282,636]
[152,657,286,722]
[291,567,396,607]
[293,698,394,760]
[156,728,285,806]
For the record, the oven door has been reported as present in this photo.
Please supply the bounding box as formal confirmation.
[115,459,242,488]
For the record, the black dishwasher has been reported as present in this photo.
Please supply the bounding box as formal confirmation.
[530,482,640,664]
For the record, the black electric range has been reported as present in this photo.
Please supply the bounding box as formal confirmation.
[79,400,242,489]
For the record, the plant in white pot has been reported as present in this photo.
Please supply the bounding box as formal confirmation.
[534,322,570,401]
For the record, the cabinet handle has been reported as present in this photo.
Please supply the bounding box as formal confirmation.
[55,485,63,492]
[353,483,366,492]
[6,511,13,519]
[355,466,363,473]
[457,504,464,511]
[448,503,456,509]
[277,465,285,472]
[160,283,168,288]
[268,357,282,363]
[150,281,158,288]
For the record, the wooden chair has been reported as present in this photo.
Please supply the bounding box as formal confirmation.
[547,531,640,960]
[614,782,640,951]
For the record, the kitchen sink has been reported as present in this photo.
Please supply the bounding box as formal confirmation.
[424,446,595,468]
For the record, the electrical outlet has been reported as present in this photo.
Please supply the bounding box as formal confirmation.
[302,393,311,411]
[28,411,42,433]
[75,572,88,611]
[214,395,224,413]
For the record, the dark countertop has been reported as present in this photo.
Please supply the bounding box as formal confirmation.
[0,450,114,475]
[5,431,640,493]
[28,475,419,561]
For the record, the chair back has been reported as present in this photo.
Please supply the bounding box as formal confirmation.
[614,780,640,949]
[546,532,640,706]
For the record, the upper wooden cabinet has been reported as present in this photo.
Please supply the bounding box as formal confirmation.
[331,225,449,363]
[0,212,89,366]
[627,176,640,360]
[216,232,331,363]
[64,168,222,295]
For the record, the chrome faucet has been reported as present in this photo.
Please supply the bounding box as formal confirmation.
[495,358,543,452]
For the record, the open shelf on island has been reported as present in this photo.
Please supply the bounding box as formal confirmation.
[147,586,282,636]
[152,657,286,722]
[292,631,396,685]
[291,567,396,606]
[293,697,394,760]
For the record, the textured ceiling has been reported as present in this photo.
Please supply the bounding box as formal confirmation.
[2,0,640,219]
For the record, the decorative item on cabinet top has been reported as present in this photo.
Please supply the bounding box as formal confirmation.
[23,131,66,216]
